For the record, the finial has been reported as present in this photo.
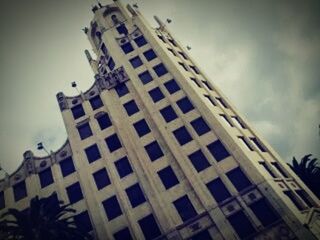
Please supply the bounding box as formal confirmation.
[133,3,138,8]
[166,18,172,24]
[82,27,89,34]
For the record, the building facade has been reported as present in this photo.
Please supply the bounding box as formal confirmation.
[0,1,319,239]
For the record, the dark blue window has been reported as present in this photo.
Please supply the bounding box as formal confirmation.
[77,123,92,140]
[59,157,75,177]
[188,150,211,172]
[133,119,151,137]
[173,126,193,145]
[250,137,266,152]
[125,183,146,208]
[101,43,108,55]
[153,63,168,77]
[115,82,129,97]
[228,211,257,239]
[138,214,162,240]
[176,96,194,113]
[250,198,279,227]
[173,195,198,222]
[116,24,128,35]
[191,230,213,240]
[206,178,231,203]
[47,193,59,212]
[66,182,83,204]
[39,168,54,188]
[93,168,111,190]
[102,195,123,220]
[114,227,133,240]
[105,134,122,152]
[134,35,147,47]
[226,167,252,192]
[0,191,5,209]
[129,56,143,68]
[108,58,115,70]
[97,113,112,130]
[207,140,230,162]
[115,156,133,178]
[74,211,93,233]
[148,87,165,103]
[138,71,153,84]
[13,181,27,202]
[157,166,179,189]
[164,79,180,94]
[144,141,164,161]
[121,42,134,54]
[71,104,85,120]
[85,144,101,163]
[143,49,157,61]
[160,105,178,123]
[190,117,210,136]
[89,95,103,110]
[123,100,139,116]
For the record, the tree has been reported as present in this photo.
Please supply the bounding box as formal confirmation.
[288,154,320,199]
[0,193,92,240]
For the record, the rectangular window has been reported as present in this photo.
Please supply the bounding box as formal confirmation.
[178,62,189,71]
[271,162,288,178]
[149,87,165,103]
[134,35,147,47]
[164,79,180,94]
[105,134,122,153]
[220,114,233,127]
[202,81,213,90]
[125,183,146,208]
[227,211,257,239]
[284,191,304,210]
[259,162,276,178]
[173,126,193,145]
[168,48,177,56]
[231,116,246,129]
[115,156,133,178]
[89,95,103,110]
[226,167,252,192]
[190,65,200,74]
[168,38,177,47]
[216,97,228,108]
[123,100,140,116]
[173,195,198,222]
[108,57,115,70]
[158,35,166,43]
[59,157,75,177]
[206,178,232,203]
[138,71,153,84]
[133,119,151,137]
[176,96,194,113]
[138,214,162,240]
[13,181,27,202]
[190,117,211,136]
[190,77,201,88]
[143,49,157,61]
[77,123,92,140]
[191,230,213,240]
[39,168,54,188]
[102,195,123,221]
[207,140,230,162]
[160,105,178,123]
[238,136,254,151]
[178,51,188,60]
[0,191,4,209]
[153,63,168,77]
[188,149,211,172]
[85,144,101,163]
[116,23,128,35]
[66,182,83,204]
[249,198,280,227]
[121,42,134,54]
[296,190,314,208]
[157,166,179,189]
[129,56,143,68]
[144,141,164,161]
[93,168,111,190]
[71,104,85,120]
[74,211,93,233]
[101,43,108,55]
[114,227,133,240]
[250,137,266,152]
[115,82,129,97]
[204,94,216,106]
[96,112,112,130]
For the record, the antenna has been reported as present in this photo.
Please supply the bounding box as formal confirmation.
[71,81,81,95]
[37,142,50,155]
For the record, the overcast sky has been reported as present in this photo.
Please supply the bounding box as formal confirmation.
[0,0,319,175]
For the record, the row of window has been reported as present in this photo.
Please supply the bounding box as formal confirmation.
[71,95,104,120]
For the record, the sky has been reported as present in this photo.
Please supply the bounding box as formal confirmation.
[0,0,319,175]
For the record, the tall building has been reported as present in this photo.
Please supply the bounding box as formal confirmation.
[0,1,319,239]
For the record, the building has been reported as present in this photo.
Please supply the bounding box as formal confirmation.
[0,1,319,239]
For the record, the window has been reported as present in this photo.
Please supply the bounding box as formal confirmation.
[102,195,123,220]
[115,156,133,178]
[216,97,228,108]
[59,157,75,177]
[123,100,139,116]
[220,114,233,127]
[191,230,213,240]
[173,195,198,222]
[168,38,177,47]
[39,168,54,188]
[89,95,103,110]
[204,94,216,106]
[115,82,129,97]
[71,104,85,119]
[190,77,201,88]
[149,87,165,103]
[178,62,188,71]
[114,227,133,240]
[143,49,157,61]
[153,63,168,77]
[97,113,112,130]
[164,79,180,94]
[66,182,83,204]
[271,162,288,178]
[134,35,147,47]
[129,56,143,68]
[138,71,153,84]
[0,191,4,209]
[133,119,151,137]
[93,168,111,190]
[202,81,213,90]
[116,23,128,35]
[250,138,266,152]
[173,126,193,145]
[188,150,211,172]
[206,178,231,203]
[138,214,162,240]
[207,140,230,162]
[158,35,166,43]
[85,144,101,163]
[77,123,92,140]
[144,141,164,161]
[125,183,146,208]
[105,134,122,152]
[168,48,177,56]
[176,96,194,113]
[121,42,134,54]
[157,166,179,189]
[160,105,178,123]
[190,65,200,74]
[13,181,27,202]
[178,51,188,60]
[296,190,314,208]
[259,162,276,178]
[228,211,256,239]
[284,191,304,210]
[249,198,279,227]
[101,43,108,55]
[108,58,115,70]
[226,167,252,192]
[190,117,210,136]
[74,211,93,233]
[238,136,254,151]
[231,116,246,128]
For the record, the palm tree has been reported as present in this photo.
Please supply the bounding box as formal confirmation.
[288,154,320,199]
[0,193,92,240]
